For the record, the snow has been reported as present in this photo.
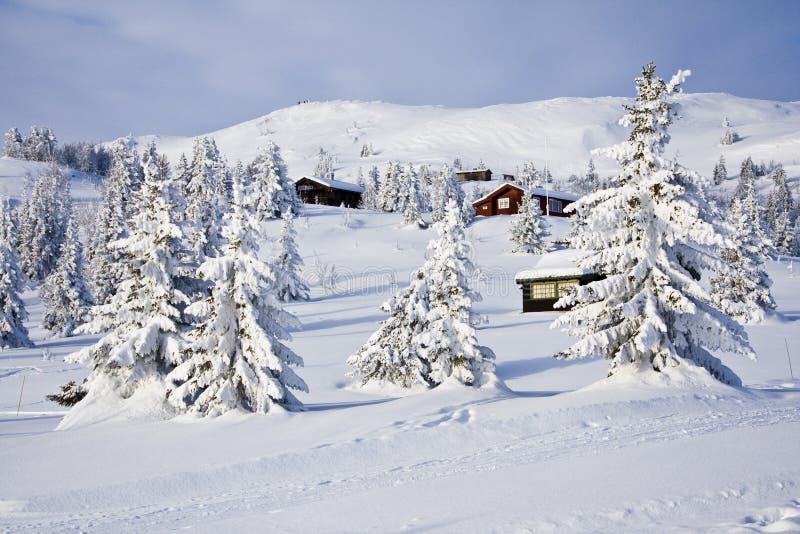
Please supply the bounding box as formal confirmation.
[300,176,365,193]
[515,248,592,281]
[0,92,800,531]
[0,203,799,532]
[0,157,100,205]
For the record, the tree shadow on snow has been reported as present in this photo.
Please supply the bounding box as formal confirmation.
[304,398,397,412]
[496,355,593,381]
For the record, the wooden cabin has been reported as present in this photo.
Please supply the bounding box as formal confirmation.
[456,169,492,182]
[294,176,364,208]
[515,250,601,312]
[472,183,577,218]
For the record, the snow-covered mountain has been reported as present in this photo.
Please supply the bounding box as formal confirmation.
[134,93,800,184]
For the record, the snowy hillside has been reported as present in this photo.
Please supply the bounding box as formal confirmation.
[134,93,800,184]
[0,157,100,204]
[2,205,799,532]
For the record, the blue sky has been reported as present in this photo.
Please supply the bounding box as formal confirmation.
[1,0,798,141]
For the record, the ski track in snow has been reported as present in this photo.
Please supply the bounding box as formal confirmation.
[3,392,799,533]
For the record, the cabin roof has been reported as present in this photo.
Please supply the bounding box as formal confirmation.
[297,176,364,193]
[456,168,492,174]
[514,249,594,282]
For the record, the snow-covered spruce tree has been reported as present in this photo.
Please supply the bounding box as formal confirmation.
[165,171,308,415]
[313,147,335,180]
[41,216,93,337]
[720,116,740,146]
[348,201,494,387]
[431,164,465,224]
[733,157,756,202]
[552,63,754,385]
[185,137,225,262]
[378,161,401,212]
[18,162,71,281]
[518,161,541,189]
[765,164,794,253]
[362,165,381,210]
[509,189,549,254]
[65,145,188,405]
[569,159,599,195]
[4,127,24,158]
[712,155,728,185]
[0,198,31,349]
[249,141,301,220]
[273,210,309,302]
[400,164,423,225]
[710,192,776,323]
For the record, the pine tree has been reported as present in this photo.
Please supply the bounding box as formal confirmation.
[378,161,401,212]
[711,192,777,323]
[733,157,756,202]
[249,141,301,220]
[401,164,422,226]
[765,164,794,253]
[313,147,335,179]
[165,171,308,415]
[65,145,188,405]
[552,63,753,385]
[18,162,71,281]
[362,165,381,210]
[509,189,549,254]
[348,201,494,387]
[273,211,309,302]
[720,117,740,145]
[3,127,24,158]
[41,216,93,337]
[184,137,225,262]
[712,155,728,185]
[0,198,31,349]
[430,164,465,224]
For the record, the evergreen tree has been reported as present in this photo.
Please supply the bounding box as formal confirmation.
[273,211,309,302]
[18,162,71,281]
[765,164,794,253]
[378,161,401,212]
[711,193,777,323]
[552,63,753,385]
[720,117,740,145]
[509,190,549,254]
[712,155,728,185]
[3,127,24,158]
[85,143,137,304]
[41,216,93,337]
[65,145,188,405]
[185,137,225,262]
[400,164,422,225]
[733,157,756,202]
[165,171,308,415]
[430,164,465,223]
[348,201,494,387]
[249,141,301,220]
[362,165,381,210]
[313,147,335,179]
[0,198,31,349]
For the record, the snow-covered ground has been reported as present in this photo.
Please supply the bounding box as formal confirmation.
[133,93,800,189]
[2,206,799,532]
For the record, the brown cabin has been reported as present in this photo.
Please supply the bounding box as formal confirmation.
[294,176,364,208]
[456,169,492,182]
[472,183,577,218]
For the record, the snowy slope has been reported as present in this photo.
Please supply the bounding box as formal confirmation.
[1,205,799,532]
[0,157,101,204]
[134,93,800,186]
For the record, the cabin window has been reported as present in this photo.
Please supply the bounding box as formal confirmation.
[548,198,563,213]
[527,279,580,300]
[482,205,488,210]
[498,197,510,209]
[298,185,314,191]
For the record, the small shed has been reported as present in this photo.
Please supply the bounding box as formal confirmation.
[514,250,601,312]
[472,183,578,218]
[294,176,364,208]
[456,169,492,182]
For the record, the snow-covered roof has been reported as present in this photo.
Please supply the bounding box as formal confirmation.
[472,183,578,205]
[298,176,364,193]
[514,249,594,282]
